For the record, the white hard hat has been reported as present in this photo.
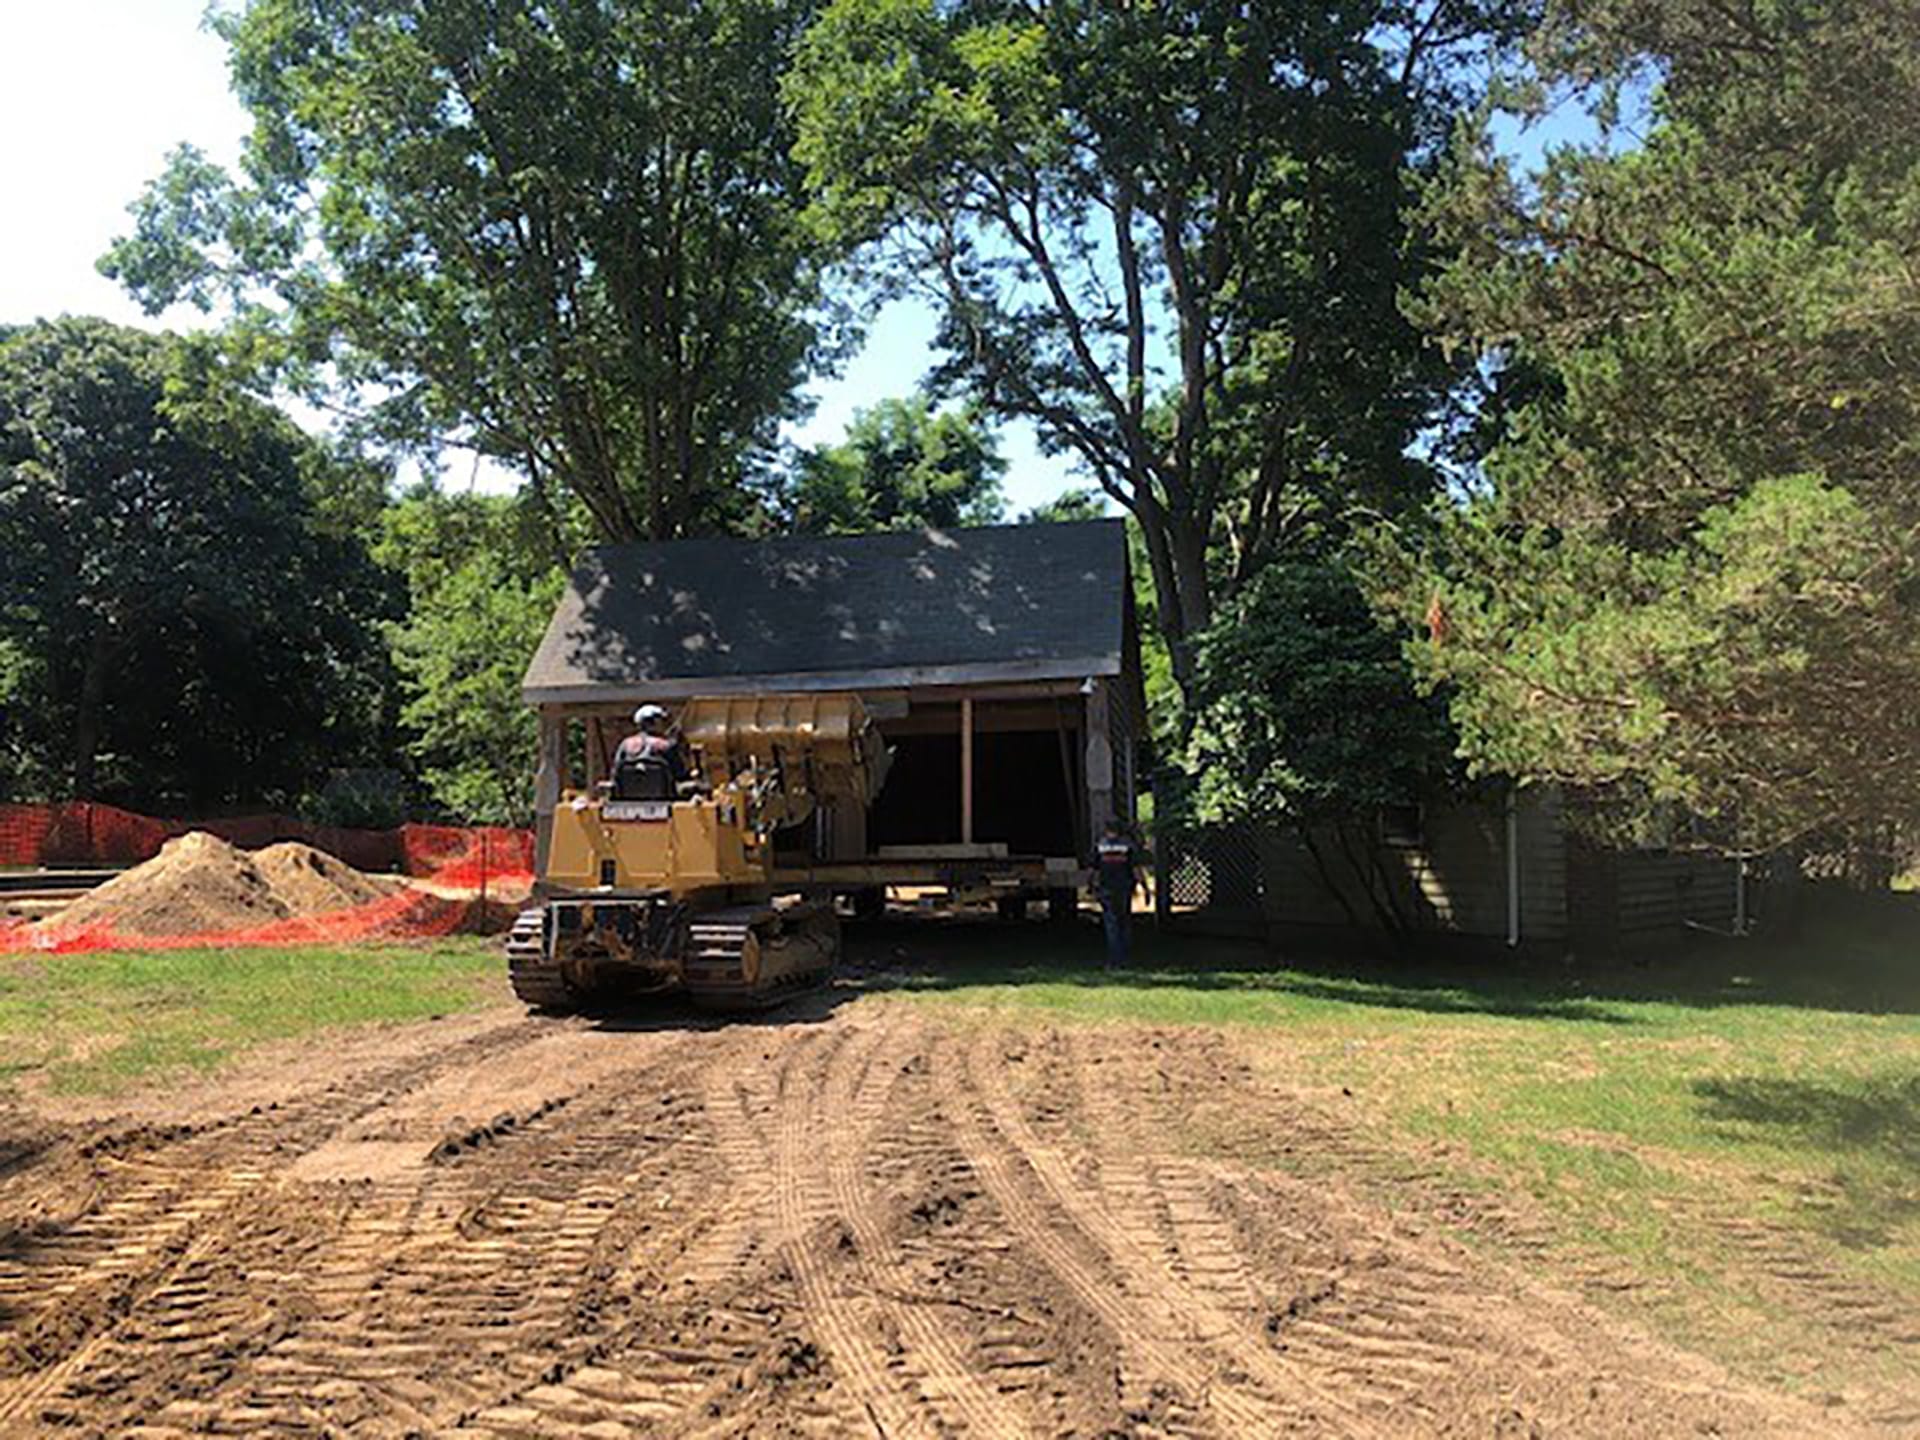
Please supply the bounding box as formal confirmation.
[634,704,669,725]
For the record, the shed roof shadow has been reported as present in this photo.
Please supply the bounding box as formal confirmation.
[523,520,1130,702]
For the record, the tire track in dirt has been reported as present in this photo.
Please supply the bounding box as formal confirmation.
[262,1035,729,1435]
[1651,1193,1920,1430]
[0,1023,709,1434]
[0,1000,1884,1438]
[1054,1025,1856,1439]
[0,1016,571,1425]
[939,1027,1348,1437]
[0,1166,283,1432]
[522,1026,850,1439]
[847,1023,1141,1435]
[0,1015,557,1342]
[1663,1195,1920,1346]
[816,1011,1012,1436]
[1056,1031,1460,1428]
[431,1076,739,1434]
[700,1023,937,1437]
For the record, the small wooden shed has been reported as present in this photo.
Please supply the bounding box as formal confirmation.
[520,520,1145,902]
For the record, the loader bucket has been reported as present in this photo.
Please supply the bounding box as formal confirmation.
[678,694,891,830]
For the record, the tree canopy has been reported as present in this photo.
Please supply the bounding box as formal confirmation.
[48,0,1902,863]
[789,0,1530,687]
[1390,0,1920,851]
[1020,488,1107,525]
[375,488,570,824]
[0,318,396,808]
[786,393,1005,534]
[1184,555,1461,927]
[104,0,839,545]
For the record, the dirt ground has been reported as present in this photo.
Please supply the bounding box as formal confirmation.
[0,970,1885,1437]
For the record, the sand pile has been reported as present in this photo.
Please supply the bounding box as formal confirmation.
[43,832,400,938]
[254,842,393,913]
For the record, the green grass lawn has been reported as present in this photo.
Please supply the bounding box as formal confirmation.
[874,912,1920,1396]
[0,938,502,1096]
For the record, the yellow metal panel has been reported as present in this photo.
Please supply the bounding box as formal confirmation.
[680,693,887,825]
[539,693,885,895]
[546,795,761,896]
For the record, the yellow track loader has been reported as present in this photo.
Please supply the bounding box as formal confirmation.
[507,695,890,1012]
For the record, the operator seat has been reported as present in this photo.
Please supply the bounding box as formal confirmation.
[611,751,675,801]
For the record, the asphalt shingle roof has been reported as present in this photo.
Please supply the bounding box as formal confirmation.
[522,519,1129,701]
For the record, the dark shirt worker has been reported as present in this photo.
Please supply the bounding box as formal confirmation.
[1095,819,1140,967]
[612,704,689,796]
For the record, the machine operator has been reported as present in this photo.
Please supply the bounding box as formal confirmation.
[612,703,690,798]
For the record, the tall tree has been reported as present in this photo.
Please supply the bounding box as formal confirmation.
[787,393,1005,533]
[103,0,838,543]
[0,318,396,808]
[1185,556,1460,931]
[1019,487,1107,525]
[376,488,569,824]
[789,0,1529,687]
[1391,0,1920,851]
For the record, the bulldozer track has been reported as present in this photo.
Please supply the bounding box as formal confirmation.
[510,902,838,1014]
[683,904,838,1011]
[505,907,577,1011]
[0,1002,1872,1437]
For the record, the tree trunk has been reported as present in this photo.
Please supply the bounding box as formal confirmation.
[1168,515,1212,670]
[1131,490,1215,702]
[72,629,113,798]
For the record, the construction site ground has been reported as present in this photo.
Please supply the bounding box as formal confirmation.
[1,923,1914,1437]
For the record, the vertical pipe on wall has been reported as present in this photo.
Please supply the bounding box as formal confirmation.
[960,695,975,846]
[1506,781,1521,949]
[1733,810,1750,937]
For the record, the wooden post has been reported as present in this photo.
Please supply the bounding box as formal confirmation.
[1085,679,1114,843]
[585,716,607,790]
[533,711,565,877]
[960,695,974,845]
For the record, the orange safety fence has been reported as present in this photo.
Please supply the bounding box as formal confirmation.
[0,801,532,880]
[0,801,534,955]
[396,824,536,887]
[0,886,511,956]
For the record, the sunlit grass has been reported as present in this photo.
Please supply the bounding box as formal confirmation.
[878,915,1920,1395]
[0,938,500,1094]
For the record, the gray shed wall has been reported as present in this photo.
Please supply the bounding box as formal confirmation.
[1248,787,1744,951]
[1253,787,1568,945]
[1566,839,1740,949]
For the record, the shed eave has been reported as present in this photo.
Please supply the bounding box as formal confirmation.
[522,654,1124,709]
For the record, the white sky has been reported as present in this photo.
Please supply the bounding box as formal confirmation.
[0,2,243,332]
[0,0,1078,514]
